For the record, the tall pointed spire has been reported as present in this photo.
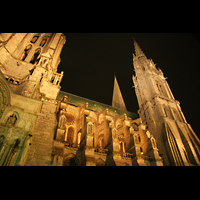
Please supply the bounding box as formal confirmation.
[112,75,127,111]
[134,39,146,58]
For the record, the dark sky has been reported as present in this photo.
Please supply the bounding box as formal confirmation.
[57,33,200,139]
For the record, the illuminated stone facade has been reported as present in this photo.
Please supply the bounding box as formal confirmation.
[0,33,199,166]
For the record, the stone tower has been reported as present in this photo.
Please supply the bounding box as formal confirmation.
[0,33,66,166]
[0,33,66,100]
[132,40,200,166]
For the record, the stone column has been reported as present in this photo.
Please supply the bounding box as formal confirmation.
[85,116,95,166]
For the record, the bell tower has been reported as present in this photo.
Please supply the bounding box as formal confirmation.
[0,33,66,100]
[132,40,200,166]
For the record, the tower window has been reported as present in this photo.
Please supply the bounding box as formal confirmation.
[30,48,41,64]
[30,36,39,43]
[172,109,183,122]
[40,38,47,47]
[163,105,174,120]
[138,134,141,142]
[155,80,168,97]
[21,45,32,61]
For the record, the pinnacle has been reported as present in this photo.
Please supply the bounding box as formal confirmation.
[133,39,146,58]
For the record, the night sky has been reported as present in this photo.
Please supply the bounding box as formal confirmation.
[57,33,200,139]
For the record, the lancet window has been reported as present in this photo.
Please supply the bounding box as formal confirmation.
[119,141,125,153]
[163,105,174,120]
[30,35,39,43]
[155,80,168,97]
[66,126,74,144]
[40,37,47,47]
[20,45,32,61]
[172,109,182,122]
[77,132,81,148]
[30,48,41,64]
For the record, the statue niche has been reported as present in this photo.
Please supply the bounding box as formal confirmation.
[58,112,66,129]
[6,113,17,126]
[58,112,75,129]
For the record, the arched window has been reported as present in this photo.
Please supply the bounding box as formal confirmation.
[30,48,41,64]
[155,80,168,97]
[30,35,39,43]
[99,138,104,148]
[20,45,32,61]
[172,109,182,122]
[138,134,141,142]
[77,132,81,148]
[163,105,174,120]
[40,37,47,47]
[67,127,74,144]
[119,141,125,153]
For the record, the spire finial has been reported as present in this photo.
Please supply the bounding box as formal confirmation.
[112,75,127,111]
[133,40,146,58]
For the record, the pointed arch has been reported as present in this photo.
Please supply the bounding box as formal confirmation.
[67,126,74,144]
[172,108,183,122]
[30,35,39,43]
[155,79,168,98]
[40,37,47,47]
[163,104,174,120]
[30,48,41,64]
[20,44,32,61]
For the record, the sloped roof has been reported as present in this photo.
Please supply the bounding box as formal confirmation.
[57,91,139,120]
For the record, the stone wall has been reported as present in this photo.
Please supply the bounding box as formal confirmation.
[24,101,58,166]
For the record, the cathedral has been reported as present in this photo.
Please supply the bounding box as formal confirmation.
[0,33,199,166]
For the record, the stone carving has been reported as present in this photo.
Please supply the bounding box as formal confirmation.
[6,114,17,126]
[58,113,66,129]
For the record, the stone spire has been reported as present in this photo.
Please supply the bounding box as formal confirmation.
[134,39,146,58]
[112,75,127,111]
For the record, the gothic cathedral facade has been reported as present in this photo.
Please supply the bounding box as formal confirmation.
[0,33,199,166]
